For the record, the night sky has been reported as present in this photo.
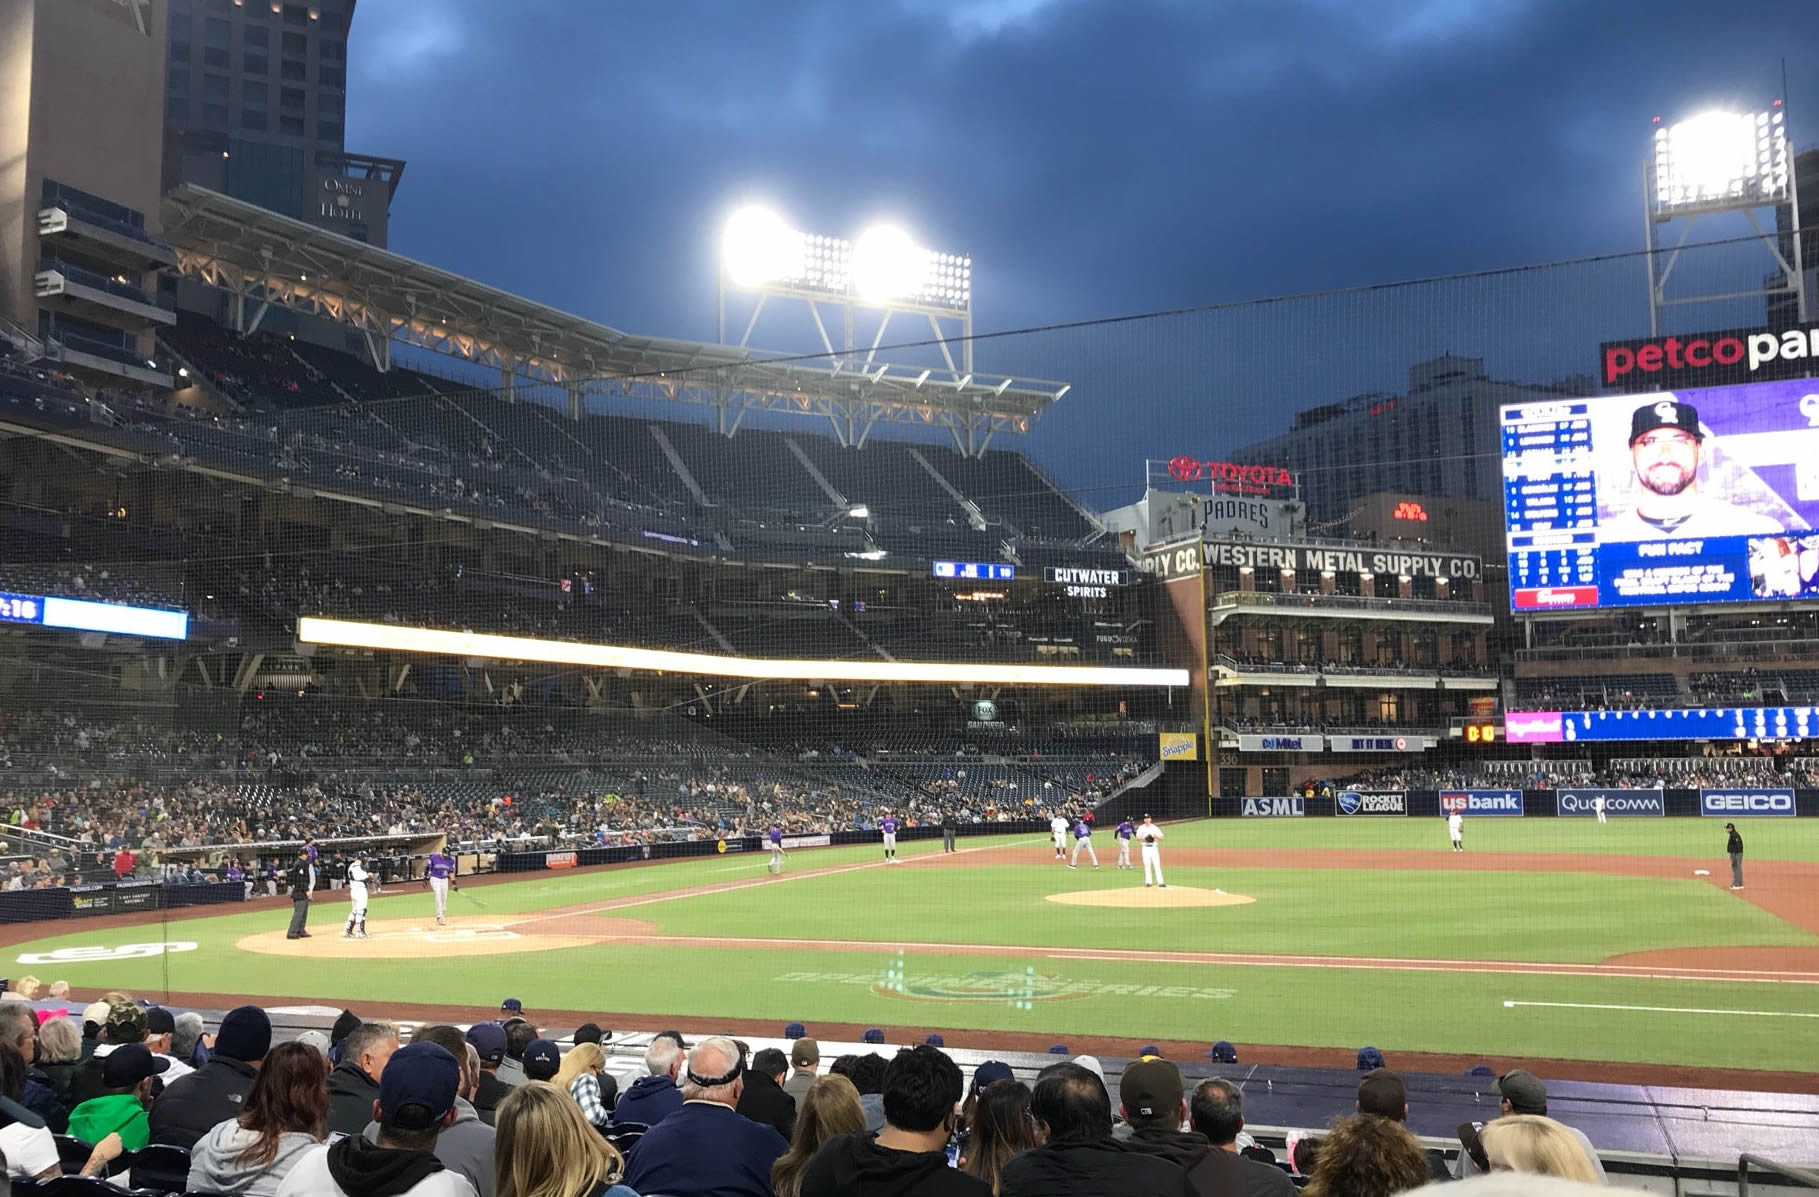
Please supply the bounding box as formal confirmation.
[346,0,1819,504]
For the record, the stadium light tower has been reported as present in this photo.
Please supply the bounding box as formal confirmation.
[1642,103,1804,333]
[716,205,975,375]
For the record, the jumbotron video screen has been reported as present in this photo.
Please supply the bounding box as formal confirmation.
[1501,375,1819,610]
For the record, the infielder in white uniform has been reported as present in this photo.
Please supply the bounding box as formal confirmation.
[1448,811,1464,852]
[342,857,370,939]
[1593,795,1607,825]
[1050,814,1069,861]
[1136,815,1166,887]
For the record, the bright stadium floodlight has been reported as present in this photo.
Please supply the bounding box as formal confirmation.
[852,224,925,301]
[1652,108,1789,213]
[722,205,804,288]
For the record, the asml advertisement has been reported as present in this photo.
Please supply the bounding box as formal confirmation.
[1500,376,1819,611]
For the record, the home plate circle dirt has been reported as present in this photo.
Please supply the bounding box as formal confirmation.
[1045,886,1256,909]
[236,915,657,959]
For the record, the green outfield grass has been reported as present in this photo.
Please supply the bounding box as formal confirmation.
[7,821,1817,1072]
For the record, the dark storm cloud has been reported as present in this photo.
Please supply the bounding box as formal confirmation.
[345,0,1819,501]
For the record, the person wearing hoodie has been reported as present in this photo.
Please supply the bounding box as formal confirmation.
[612,1033,683,1128]
[68,1042,166,1150]
[151,1005,272,1148]
[367,1026,495,1197]
[800,1043,987,1197]
[187,1041,328,1197]
[622,1036,787,1197]
[997,1063,1195,1197]
[328,1022,401,1136]
[277,1041,476,1197]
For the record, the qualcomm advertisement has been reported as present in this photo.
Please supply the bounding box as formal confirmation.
[1556,789,1664,817]
[1241,797,1305,817]
[1500,377,1819,612]
[1699,789,1797,817]
[1505,707,1819,743]
[1439,790,1525,816]
[1336,790,1407,816]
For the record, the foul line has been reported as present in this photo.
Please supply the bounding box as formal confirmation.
[1503,1000,1819,1019]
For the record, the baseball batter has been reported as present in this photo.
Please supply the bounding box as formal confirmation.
[1050,814,1069,861]
[880,814,900,863]
[1115,819,1136,869]
[1448,811,1464,852]
[425,848,458,924]
[1069,819,1100,869]
[1136,814,1166,887]
[342,857,370,939]
[768,826,784,874]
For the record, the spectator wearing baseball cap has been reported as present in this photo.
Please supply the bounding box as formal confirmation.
[1356,1069,1450,1181]
[365,1026,496,1197]
[67,999,151,1107]
[783,1037,819,1105]
[68,1041,167,1150]
[149,1004,273,1148]
[520,1039,560,1084]
[464,1022,512,1127]
[499,998,523,1016]
[277,1041,475,1197]
[1455,1070,1606,1183]
[142,1006,195,1081]
[997,1063,1193,1197]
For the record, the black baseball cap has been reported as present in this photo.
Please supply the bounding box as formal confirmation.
[102,1043,170,1088]
[1630,399,1703,445]
[1356,1068,1406,1118]
[380,1042,460,1131]
[1119,1057,1184,1122]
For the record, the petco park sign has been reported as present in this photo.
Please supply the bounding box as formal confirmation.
[1166,458,1295,496]
[1600,325,1819,391]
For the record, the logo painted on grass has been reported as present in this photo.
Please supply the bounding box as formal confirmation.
[16,942,197,965]
[773,969,1235,1004]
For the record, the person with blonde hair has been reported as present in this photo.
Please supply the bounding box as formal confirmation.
[1303,1113,1432,1197]
[493,1081,635,1197]
[771,1074,865,1197]
[1480,1115,1603,1183]
[6,976,41,1001]
[552,1042,611,1129]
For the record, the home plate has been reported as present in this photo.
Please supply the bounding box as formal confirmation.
[1046,886,1256,909]
[1694,870,1710,876]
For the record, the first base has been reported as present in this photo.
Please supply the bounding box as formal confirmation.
[1693,869,1711,876]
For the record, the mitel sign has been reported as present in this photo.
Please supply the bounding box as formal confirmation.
[1557,789,1664,817]
[1336,790,1406,816]
[1241,797,1305,818]
[1699,789,1796,817]
[1439,790,1525,816]
[1600,325,1819,392]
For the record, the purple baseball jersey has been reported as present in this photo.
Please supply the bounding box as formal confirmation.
[769,828,783,845]
[880,817,900,835]
[1073,820,1091,839]
[427,852,456,879]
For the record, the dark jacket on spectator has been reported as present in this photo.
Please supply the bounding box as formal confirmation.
[623,1100,787,1197]
[326,1058,383,1136]
[150,1055,259,1148]
[800,1131,989,1197]
[21,1067,68,1134]
[613,1073,682,1128]
[472,1069,513,1127]
[38,1059,80,1102]
[999,1136,1197,1197]
[1126,1129,1294,1197]
[733,1069,795,1142]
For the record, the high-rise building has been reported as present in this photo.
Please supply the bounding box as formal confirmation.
[1227,355,1594,527]
[0,0,177,386]
[161,0,402,246]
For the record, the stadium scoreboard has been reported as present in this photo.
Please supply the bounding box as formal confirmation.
[932,561,1014,581]
[0,591,189,639]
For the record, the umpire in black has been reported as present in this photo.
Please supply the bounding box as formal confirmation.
[941,810,958,853]
[1726,822,1744,890]
[286,846,313,939]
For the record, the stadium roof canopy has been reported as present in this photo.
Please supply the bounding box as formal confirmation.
[160,185,1070,454]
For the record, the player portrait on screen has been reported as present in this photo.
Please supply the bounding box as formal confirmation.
[1600,400,1785,542]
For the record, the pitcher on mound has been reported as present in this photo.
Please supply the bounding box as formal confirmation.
[1136,814,1167,888]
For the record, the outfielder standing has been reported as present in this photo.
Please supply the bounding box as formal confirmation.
[879,814,901,863]
[1593,794,1607,825]
[768,826,784,874]
[1050,813,1069,861]
[1136,814,1166,888]
[1114,818,1135,869]
[1448,810,1465,852]
[1068,818,1100,869]
[425,847,458,924]
[342,856,370,939]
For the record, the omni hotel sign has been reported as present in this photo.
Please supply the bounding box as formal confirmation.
[320,178,367,224]
[1142,537,1482,583]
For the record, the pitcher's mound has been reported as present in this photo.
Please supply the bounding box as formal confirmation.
[236,915,654,959]
[1046,886,1256,909]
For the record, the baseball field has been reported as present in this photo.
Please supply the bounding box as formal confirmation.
[7,818,1818,1087]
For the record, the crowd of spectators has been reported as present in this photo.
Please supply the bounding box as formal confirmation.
[0,991,1620,1197]
[1324,754,1819,793]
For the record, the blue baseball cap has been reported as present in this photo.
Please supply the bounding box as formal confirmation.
[1357,1045,1386,1071]
[379,1042,459,1131]
[861,1027,885,1044]
[465,1021,506,1064]
[1140,1045,1161,1057]
[784,1022,807,1039]
[523,1038,561,1081]
[1048,1043,1069,1054]
[924,1033,945,1047]
[974,1060,1014,1088]
[1207,1040,1238,1063]
[501,998,523,1013]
